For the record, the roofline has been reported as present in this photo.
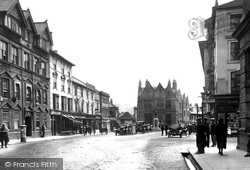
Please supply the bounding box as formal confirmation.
[50,50,75,66]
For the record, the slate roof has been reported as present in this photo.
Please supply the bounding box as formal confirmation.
[215,0,243,9]
[118,112,135,120]
[0,0,16,12]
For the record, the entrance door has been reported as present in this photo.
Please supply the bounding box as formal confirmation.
[25,117,32,136]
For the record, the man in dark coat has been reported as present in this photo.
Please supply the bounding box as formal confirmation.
[215,118,227,155]
[195,118,207,154]
[204,117,210,148]
[210,118,217,147]
[160,123,164,136]
[165,123,169,136]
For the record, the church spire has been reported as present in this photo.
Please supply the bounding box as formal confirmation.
[215,0,218,6]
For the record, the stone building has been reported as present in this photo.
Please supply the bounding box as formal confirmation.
[199,0,244,133]
[232,1,250,151]
[50,50,75,135]
[137,79,189,127]
[0,0,52,139]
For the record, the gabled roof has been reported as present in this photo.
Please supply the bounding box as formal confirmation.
[118,112,135,120]
[214,0,243,9]
[50,50,75,66]
[0,0,27,27]
[0,0,17,12]
[35,21,53,45]
[23,9,38,34]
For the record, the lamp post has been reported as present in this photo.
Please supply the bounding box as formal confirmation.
[195,103,199,121]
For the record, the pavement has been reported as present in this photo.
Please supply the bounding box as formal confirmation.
[187,137,250,170]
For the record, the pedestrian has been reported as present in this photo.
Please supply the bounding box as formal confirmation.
[41,124,46,137]
[204,117,210,148]
[244,135,250,157]
[210,118,217,147]
[160,123,164,136]
[83,125,87,136]
[195,117,207,154]
[165,123,169,136]
[215,118,227,155]
[0,123,9,148]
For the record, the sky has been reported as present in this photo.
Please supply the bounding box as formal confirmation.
[19,0,233,112]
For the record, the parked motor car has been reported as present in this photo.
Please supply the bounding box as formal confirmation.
[115,125,132,135]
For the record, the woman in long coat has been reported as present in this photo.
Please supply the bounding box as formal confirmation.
[215,118,227,155]
[0,123,9,148]
[196,118,207,154]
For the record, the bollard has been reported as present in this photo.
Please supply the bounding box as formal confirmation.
[20,125,27,143]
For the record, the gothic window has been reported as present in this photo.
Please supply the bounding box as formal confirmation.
[144,100,152,109]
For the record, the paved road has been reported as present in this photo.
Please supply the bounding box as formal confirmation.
[0,132,197,170]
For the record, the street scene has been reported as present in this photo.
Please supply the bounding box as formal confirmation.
[0,132,197,170]
[1,0,250,169]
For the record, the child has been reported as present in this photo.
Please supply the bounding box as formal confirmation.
[244,135,250,157]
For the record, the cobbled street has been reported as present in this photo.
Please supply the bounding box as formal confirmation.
[0,131,197,170]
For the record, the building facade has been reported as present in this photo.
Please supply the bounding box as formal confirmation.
[0,0,52,139]
[232,1,250,151]
[199,0,243,132]
[50,50,75,135]
[137,79,189,127]
[99,91,110,131]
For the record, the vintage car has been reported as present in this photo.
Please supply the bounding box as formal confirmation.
[115,125,132,135]
[167,124,183,138]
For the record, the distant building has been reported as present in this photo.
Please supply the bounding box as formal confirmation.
[137,79,190,126]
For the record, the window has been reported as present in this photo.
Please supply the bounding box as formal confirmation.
[166,100,172,109]
[68,71,70,77]
[82,100,84,112]
[231,71,240,94]
[75,99,78,112]
[13,111,19,129]
[230,42,240,61]
[11,46,18,65]
[87,102,89,113]
[26,86,31,101]
[4,15,21,35]
[36,90,41,104]
[75,86,77,95]
[2,78,9,98]
[230,14,242,29]
[36,114,40,128]
[43,90,47,104]
[41,61,46,76]
[61,81,65,92]
[144,100,152,109]
[3,111,9,128]
[61,67,64,75]
[23,52,30,70]
[15,83,20,100]
[53,94,59,110]
[68,98,73,112]
[53,77,57,89]
[53,63,57,70]
[34,57,40,74]
[86,90,89,99]
[0,41,8,61]
[81,89,83,98]
[61,96,67,111]
[156,99,164,108]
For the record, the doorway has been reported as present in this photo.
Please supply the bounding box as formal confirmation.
[25,117,32,136]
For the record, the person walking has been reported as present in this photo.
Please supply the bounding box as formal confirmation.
[41,124,46,137]
[215,118,227,155]
[0,123,9,148]
[160,123,164,136]
[204,117,210,148]
[210,118,217,147]
[165,123,169,136]
[195,118,207,154]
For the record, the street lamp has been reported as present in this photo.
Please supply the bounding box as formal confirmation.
[195,103,199,120]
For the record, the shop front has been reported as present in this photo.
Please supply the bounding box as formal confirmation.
[214,94,239,136]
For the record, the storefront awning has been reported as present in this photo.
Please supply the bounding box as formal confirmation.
[62,114,75,121]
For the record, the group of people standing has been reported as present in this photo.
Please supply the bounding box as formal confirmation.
[196,117,227,155]
[0,123,9,148]
[160,122,169,136]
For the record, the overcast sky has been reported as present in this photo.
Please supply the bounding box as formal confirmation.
[19,0,233,112]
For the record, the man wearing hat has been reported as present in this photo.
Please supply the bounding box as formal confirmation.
[204,117,210,148]
[195,117,207,154]
[210,118,216,147]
